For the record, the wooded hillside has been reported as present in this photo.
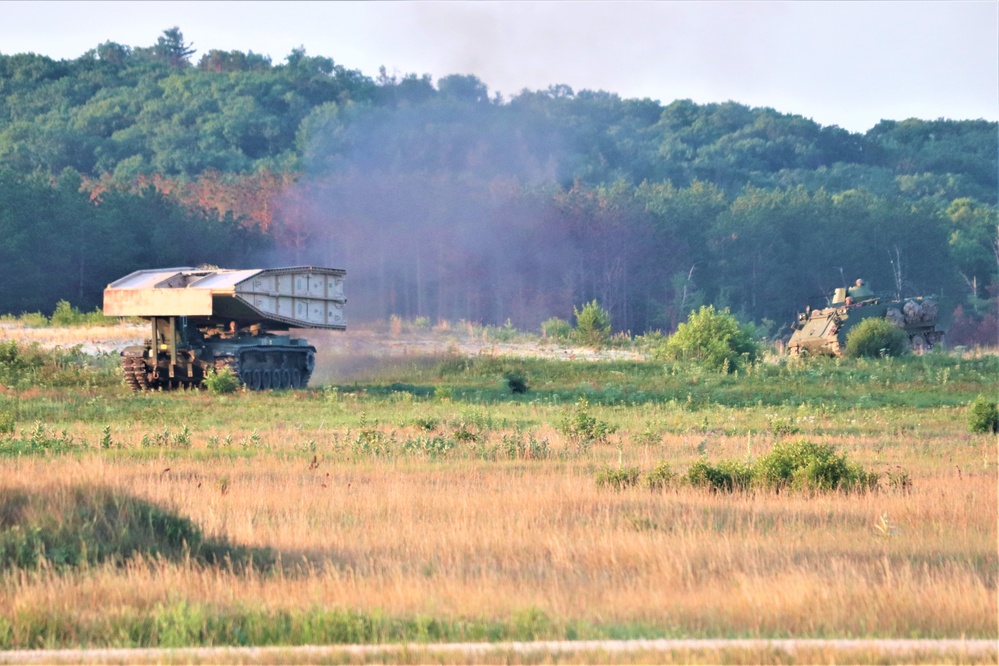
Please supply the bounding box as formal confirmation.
[1,29,996,343]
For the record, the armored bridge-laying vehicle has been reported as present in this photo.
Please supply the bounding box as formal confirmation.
[103,266,345,391]
[786,278,945,357]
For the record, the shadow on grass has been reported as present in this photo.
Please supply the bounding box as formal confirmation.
[0,485,275,572]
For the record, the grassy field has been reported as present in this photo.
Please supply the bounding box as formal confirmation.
[0,328,995,659]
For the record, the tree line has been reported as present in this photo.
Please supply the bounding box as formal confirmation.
[0,29,995,343]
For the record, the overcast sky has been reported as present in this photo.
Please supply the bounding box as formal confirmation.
[2,1,996,133]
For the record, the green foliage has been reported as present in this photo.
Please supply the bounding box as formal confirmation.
[503,368,529,394]
[844,318,911,358]
[541,317,573,340]
[0,422,85,456]
[0,169,268,315]
[595,466,641,491]
[644,462,676,491]
[968,395,999,434]
[0,412,14,435]
[686,459,754,492]
[753,439,878,493]
[0,341,119,388]
[0,45,993,332]
[556,399,616,450]
[0,485,272,571]
[678,442,881,494]
[573,301,612,348]
[767,416,799,439]
[658,305,760,373]
[49,300,117,327]
[204,366,240,395]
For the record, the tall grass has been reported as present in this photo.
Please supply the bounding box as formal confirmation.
[0,340,995,648]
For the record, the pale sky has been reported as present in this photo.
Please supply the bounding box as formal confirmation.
[2,1,997,133]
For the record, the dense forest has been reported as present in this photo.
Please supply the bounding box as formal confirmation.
[1,29,996,343]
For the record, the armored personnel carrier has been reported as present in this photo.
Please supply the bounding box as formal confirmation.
[786,278,945,357]
[103,266,345,390]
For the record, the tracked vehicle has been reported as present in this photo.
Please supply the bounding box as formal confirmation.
[103,266,345,390]
[787,278,945,357]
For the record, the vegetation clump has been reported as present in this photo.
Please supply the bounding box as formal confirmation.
[0,340,118,388]
[644,461,676,491]
[598,442,885,495]
[595,466,641,491]
[557,399,616,450]
[503,368,529,394]
[204,366,241,395]
[573,301,612,348]
[541,317,573,341]
[0,485,271,571]
[753,439,878,493]
[844,318,911,358]
[968,394,999,434]
[686,459,754,492]
[657,305,759,373]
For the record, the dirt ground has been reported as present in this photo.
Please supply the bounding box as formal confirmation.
[0,322,646,383]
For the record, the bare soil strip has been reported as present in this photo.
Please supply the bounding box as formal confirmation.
[0,639,994,664]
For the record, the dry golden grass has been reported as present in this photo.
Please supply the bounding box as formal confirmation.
[1,428,994,639]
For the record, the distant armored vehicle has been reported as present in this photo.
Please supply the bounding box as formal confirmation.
[103,266,345,390]
[786,279,945,357]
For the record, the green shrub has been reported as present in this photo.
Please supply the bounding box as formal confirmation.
[573,301,611,348]
[503,367,529,394]
[844,318,910,358]
[754,439,878,493]
[0,411,14,435]
[204,366,240,395]
[49,300,118,327]
[595,466,641,491]
[657,305,759,373]
[556,399,616,450]
[968,394,999,434]
[686,459,753,492]
[644,462,675,491]
[541,317,573,340]
[0,485,271,571]
[0,341,119,388]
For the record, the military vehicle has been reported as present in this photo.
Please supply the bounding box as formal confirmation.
[786,278,945,357]
[103,266,345,390]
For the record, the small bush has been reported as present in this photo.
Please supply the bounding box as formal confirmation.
[754,439,878,493]
[0,486,271,571]
[644,462,675,491]
[595,466,641,491]
[573,301,612,348]
[49,300,118,327]
[556,399,616,450]
[686,459,753,492]
[504,369,529,394]
[968,395,999,434]
[844,318,910,358]
[657,305,759,373]
[0,412,14,435]
[541,317,573,340]
[885,467,913,494]
[204,366,240,395]
[412,416,439,431]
